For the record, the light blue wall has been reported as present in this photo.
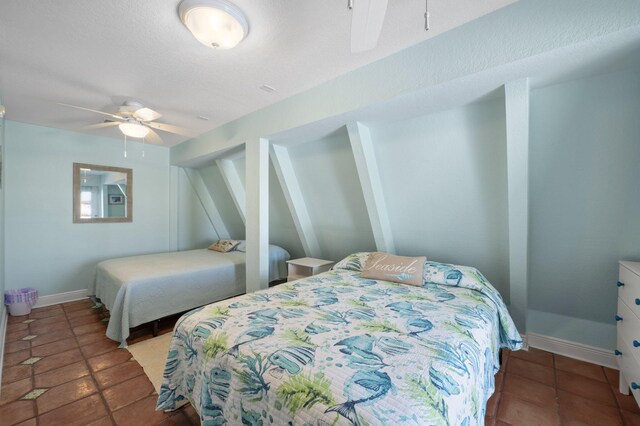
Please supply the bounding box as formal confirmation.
[192,135,375,262]
[172,70,640,351]
[0,112,5,320]
[199,163,245,239]
[266,162,305,259]
[172,69,640,353]
[177,169,218,250]
[176,159,306,259]
[288,129,376,261]
[4,121,172,296]
[233,158,305,259]
[370,98,510,298]
[528,309,617,349]
[528,71,640,347]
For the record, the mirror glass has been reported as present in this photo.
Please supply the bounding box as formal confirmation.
[73,163,132,223]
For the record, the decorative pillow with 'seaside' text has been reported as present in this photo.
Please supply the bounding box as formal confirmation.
[361,252,426,286]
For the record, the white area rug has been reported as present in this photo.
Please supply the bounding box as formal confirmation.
[127,333,173,393]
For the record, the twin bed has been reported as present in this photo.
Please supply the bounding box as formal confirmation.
[155,252,523,425]
[91,245,290,345]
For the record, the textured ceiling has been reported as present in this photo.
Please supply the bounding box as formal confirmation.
[0,0,515,146]
[268,28,640,148]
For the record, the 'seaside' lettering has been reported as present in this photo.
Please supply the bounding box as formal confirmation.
[368,255,418,274]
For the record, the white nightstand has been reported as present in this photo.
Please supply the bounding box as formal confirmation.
[286,257,335,282]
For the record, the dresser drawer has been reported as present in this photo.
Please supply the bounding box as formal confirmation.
[617,298,640,367]
[619,264,640,318]
[617,334,640,404]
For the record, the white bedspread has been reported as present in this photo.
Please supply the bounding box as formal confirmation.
[91,246,289,345]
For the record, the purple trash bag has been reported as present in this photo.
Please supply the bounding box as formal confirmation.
[4,288,38,307]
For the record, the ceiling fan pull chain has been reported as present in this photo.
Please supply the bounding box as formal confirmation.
[124,135,128,158]
[348,0,353,10]
[425,0,430,31]
[142,137,146,158]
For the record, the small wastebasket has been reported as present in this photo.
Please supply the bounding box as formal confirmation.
[4,288,38,316]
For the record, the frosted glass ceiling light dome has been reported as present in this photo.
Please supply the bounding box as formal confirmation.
[119,122,150,139]
[179,0,249,49]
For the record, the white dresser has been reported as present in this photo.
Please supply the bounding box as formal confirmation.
[616,261,640,405]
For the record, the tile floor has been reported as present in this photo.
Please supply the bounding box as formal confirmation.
[1,299,196,425]
[1,299,639,425]
[487,347,640,426]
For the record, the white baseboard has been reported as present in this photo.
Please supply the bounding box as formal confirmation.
[527,332,617,369]
[0,308,8,397]
[33,289,89,308]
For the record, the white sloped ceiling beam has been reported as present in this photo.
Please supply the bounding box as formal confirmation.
[347,122,395,253]
[169,166,179,251]
[217,158,246,224]
[245,138,270,291]
[270,143,321,258]
[182,167,230,239]
[504,78,530,334]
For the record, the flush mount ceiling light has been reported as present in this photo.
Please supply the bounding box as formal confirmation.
[118,122,150,139]
[178,0,249,49]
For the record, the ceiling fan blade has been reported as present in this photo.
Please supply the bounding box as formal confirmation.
[145,121,194,137]
[133,107,162,122]
[350,0,388,52]
[82,121,121,130]
[144,128,164,145]
[57,102,123,120]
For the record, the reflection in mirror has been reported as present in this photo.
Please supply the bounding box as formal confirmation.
[73,163,132,223]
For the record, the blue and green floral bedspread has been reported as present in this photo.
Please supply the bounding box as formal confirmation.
[157,253,523,425]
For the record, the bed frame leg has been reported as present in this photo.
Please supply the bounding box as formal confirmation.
[153,320,159,337]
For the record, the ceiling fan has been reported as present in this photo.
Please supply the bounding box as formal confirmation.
[348,0,430,53]
[58,100,193,144]
[348,0,388,52]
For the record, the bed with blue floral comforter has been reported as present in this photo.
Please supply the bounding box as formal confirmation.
[157,253,523,425]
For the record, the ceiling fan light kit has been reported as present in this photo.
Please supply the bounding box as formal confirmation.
[118,122,150,139]
[178,0,249,49]
[349,0,389,53]
[58,101,193,146]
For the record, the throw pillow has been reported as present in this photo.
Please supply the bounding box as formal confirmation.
[361,252,426,286]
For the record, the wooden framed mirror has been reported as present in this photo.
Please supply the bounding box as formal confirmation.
[73,163,133,223]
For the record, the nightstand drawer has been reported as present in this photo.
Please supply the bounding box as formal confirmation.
[617,298,640,367]
[616,334,640,404]
[619,264,640,318]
